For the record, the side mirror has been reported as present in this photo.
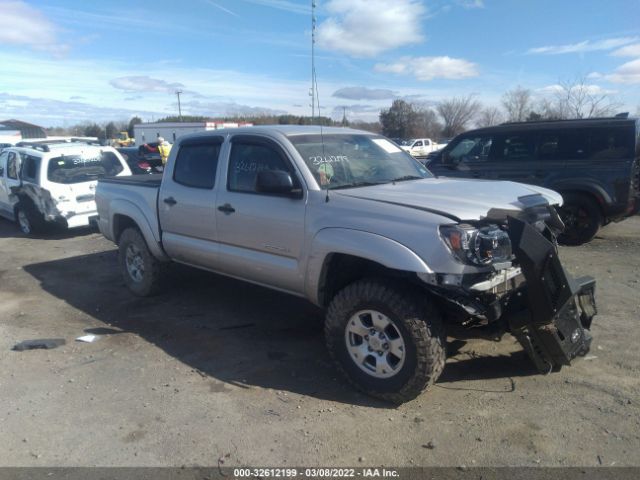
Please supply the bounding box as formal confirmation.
[442,151,457,167]
[256,170,301,197]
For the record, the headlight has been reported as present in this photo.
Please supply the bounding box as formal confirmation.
[439,224,512,266]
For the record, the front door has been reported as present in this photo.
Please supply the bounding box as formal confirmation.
[158,137,223,269]
[0,151,21,219]
[215,135,307,294]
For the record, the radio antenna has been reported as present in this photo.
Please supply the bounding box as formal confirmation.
[310,0,317,119]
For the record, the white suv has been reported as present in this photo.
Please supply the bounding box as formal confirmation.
[0,142,131,234]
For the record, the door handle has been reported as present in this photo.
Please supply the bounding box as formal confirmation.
[217,203,235,214]
[163,196,177,206]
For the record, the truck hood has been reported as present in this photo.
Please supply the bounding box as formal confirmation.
[335,177,563,222]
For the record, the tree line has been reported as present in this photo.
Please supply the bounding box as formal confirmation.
[45,77,629,141]
[379,77,625,141]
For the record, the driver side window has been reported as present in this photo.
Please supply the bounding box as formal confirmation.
[228,141,294,194]
[448,136,494,163]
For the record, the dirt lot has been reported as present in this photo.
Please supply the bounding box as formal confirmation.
[0,216,639,468]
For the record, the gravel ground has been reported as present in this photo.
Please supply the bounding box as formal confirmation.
[0,216,639,467]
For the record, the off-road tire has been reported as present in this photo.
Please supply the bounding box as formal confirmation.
[558,193,603,246]
[15,201,47,235]
[325,278,446,404]
[118,227,164,296]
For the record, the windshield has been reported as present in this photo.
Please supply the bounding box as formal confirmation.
[47,151,124,184]
[289,134,432,190]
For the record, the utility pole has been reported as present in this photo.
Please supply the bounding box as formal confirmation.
[176,90,183,121]
[310,0,316,120]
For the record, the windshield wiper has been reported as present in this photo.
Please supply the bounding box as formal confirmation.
[332,181,385,190]
[390,175,423,183]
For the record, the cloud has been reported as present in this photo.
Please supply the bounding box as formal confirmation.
[375,56,479,81]
[527,36,639,55]
[611,43,640,57]
[203,0,240,17]
[605,58,640,84]
[0,1,69,55]
[236,0,309,14]
[0,92,161,125]
[331,104,382,119]
[316,0,425,57]
[110,76,188,94]
[332,87,398,100]
[180,100,287,117]
[538,84,617,95]
[457,0,484,8]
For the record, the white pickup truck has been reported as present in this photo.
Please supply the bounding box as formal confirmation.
[400,138,442,157]
[96,126,597,403]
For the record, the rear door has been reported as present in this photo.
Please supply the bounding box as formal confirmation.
[214,134,307,293]
[158,136,223,269]
[479,131,542,184]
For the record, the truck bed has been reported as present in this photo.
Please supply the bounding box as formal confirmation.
[99,174,163,188]
[96,174,163,244]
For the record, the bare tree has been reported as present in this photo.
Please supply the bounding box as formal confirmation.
[542,77,622,119]
[437,95,482,138]
[476,106,504,127]
[414,106,443,139]
[502,86,532,122]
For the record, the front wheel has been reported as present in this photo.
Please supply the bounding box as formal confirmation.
[557,193,603,246]
[118,228,164,296]
[325,279,446,404]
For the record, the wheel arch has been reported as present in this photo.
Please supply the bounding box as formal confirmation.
[305,228,432,307]
[551,182,611,214]
[109,200,168,261]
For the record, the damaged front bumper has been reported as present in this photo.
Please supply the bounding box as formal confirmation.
[504,216,597,373]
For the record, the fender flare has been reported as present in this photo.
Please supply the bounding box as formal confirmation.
[549,180,612,207]
[108,199,169,261]
[304,228,432,305]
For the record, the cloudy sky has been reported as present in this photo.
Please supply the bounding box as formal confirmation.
[0,0,639,126]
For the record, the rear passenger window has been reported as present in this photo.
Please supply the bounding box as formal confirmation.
[173,143,221,189]
[496,134,535,162]
[588,127,633,160]
[557,130,588,160]
[21,156,40,182]
[228,142,293,193]
[537,133,559,161]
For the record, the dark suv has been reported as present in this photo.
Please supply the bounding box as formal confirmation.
[426,116,640,244]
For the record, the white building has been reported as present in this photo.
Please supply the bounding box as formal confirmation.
[133,121,253,145]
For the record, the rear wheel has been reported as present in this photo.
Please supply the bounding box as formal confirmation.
[15,202,46,235]
[558,193,603,245]
[118,227,164,296]
[325,278,446,404]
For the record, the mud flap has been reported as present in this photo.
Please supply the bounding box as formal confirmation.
[506,216,597,373]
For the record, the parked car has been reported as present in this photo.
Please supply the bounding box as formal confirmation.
[426,116,640,244]
[0,142,131,234]
[400,138,442,157]
[117,147,163,174]
[95,126,597,403]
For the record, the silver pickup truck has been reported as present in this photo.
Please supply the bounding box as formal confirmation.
[96,126,597,403]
